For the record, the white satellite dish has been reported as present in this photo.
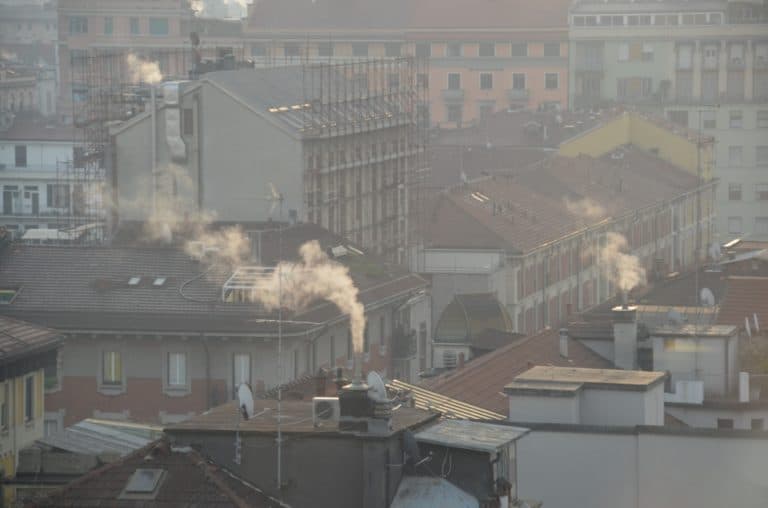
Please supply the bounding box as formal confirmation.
[237,383,255,420]
[367,371,387,402]
[700,288,716,307]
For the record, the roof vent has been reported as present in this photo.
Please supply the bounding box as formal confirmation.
[120,468,166,500]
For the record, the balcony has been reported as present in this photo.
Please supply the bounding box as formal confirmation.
[754,56,768,69]
[727,58,746,70]
[574,60,603,72]
[506,88,530,103]
[441,88,465,102]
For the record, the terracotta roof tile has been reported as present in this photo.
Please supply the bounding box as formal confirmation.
[421,329,613,414]
[716,276,768,328]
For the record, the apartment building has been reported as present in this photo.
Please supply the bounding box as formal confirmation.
[0,317,61,494]
[568,0,768,241]
[0,113,101,238]
[111,62,427,263]
[56,0,194,123]
[243,0,571,127]
[0,1,57,67]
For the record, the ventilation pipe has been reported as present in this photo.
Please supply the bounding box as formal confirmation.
[559,328,569,358]
[739,372,750,403]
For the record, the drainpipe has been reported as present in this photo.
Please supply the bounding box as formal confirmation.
[201,334,211,409]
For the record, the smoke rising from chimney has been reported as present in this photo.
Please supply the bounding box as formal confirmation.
[126,53,163,85]
[564,197,607,221]
[600,232,646,293]
[251,241,366,354]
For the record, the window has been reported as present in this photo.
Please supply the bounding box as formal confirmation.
[728,183,742,201]
[25,375,34,422]
[47,184,70,208]
[417,73,429,89]
[543,43,560,57]
[717,418,734,429]
[130,17,139,35]
[446,42,462,57]
[479,42,495,57]
[758,111,768,129]
[233,353,250,388]
[752,418,765,430]
[642,43,654,61]
[545,73,559,90]
[480,72,493,90]
[182,108,194,136]
[668,110,688,126]
[756,146,768,166]
[447,104,463,124]
[415,43,430,58]
[0,383,7,430]
[728,217,743,234]
[755,218,768,235]
[729,110,743,128]
[478,102,494,120]
[447,72,461,90]
[512,73,526,90]
[69,16,87,34]
[104,17,113,35]
[251,43,266,57]
[161,353,184,390]
[618,43,630,62]
[102,351,123,386]
[317,42,333,58]
[352,43,368,57]
[14,145,26,167]
[385,43,401,57]
[702,111,716,129]
[511,43,527,57]
[149,18,168,36]
[756,184,768,201]
[284,43,300,58]
[388,73,400,89]
[728,146,743,165]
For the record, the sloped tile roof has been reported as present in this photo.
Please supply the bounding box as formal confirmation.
[0,315,60,365]
[421,329,613,415]
[29,440,284,508]
[717,276,768,328]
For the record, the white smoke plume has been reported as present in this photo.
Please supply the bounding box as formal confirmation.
[564,197,606,221]
[126,53,163,85]
[251,241,366,354]
[600,232,646,293]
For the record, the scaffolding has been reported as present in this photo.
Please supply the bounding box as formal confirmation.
[294,55,430,263]
[61,48,191,242]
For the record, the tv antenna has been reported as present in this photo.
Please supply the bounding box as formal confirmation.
[265,182,284,218]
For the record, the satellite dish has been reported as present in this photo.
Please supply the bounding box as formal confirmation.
[367,371,387,402]
[237,383,255,420]
[700,288,716,307]
[667,309,684,325]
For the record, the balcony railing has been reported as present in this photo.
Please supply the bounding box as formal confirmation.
[441,88,465,102]
[574,60,603,72]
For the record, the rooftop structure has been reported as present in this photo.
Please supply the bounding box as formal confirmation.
[28,439,283,508]
[423,328,612,414]
[414,419,528,453]
[505,365,666,393]
[717,276,768,328]
[387,379,505,421]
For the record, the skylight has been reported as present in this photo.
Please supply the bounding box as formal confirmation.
[0,288,18,305]
[128,277,141,286]
[125,468,165,494]
[153,277,167,287]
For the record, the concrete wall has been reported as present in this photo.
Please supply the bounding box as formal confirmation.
[666,405,768,430]
[516,426,768,508]
[0,369,45,478]
[199,82,304,221]
[652,335,731,397]
[580,388,649,426]
[508,394,581,424]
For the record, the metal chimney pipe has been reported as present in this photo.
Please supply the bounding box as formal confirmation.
[559,328,569,358]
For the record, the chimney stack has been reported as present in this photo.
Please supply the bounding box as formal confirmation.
[559,328,569,358]
[612,305,638,370]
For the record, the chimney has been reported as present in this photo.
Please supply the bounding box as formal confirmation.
[458,352,465,369]
[739,372,750,403]
[559,328,569,358]
[612,305,638,370]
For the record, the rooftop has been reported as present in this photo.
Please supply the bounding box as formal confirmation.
[422,328,612,414]
[425,146,702,254]
[415,419,528,453]
[505,366,666,395]
[166,398,439,436]
[649,324,738,338]
[37,419,163,458]
[717,276,768,329]
[0,223,426,335]
[0,113,78,142]
[28,440,284,508]
[0,315,60,366]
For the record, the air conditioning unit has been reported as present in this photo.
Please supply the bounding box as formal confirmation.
[312,397,340,427]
